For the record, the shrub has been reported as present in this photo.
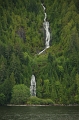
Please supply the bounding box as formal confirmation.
[11,84,30,104]
[27,97,40,105]
[0,93,6,105]
[27,96,54,105]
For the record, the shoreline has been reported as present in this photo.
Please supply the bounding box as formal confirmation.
[7,104,79,107]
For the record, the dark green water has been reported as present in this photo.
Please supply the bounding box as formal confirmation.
[0,106,79,120]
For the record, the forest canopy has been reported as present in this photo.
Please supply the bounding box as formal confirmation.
[0,0,79,105]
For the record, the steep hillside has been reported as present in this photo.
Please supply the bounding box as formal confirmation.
[0,0,79,105]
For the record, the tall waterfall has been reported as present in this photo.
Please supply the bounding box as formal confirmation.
[38,3,50,55]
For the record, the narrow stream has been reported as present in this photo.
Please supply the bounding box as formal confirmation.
[38,3,50,55]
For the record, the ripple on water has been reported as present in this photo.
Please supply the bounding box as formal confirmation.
[0,106,79,120]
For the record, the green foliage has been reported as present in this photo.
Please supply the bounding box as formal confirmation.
[27,96,54,105]
[0,93,6,105]
[36,78,43,98]
[0,0,79,105]
[11,84,30,104]
[43,79,50,98]
[27,97,41,105]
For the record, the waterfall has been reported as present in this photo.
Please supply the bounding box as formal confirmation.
[38,3,50,55]
[30,75,36,96]
[30,4,50,96]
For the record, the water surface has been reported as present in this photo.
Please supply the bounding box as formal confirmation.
[0,106,79,120]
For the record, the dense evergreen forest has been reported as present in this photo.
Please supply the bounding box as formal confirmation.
[0,0,79,105]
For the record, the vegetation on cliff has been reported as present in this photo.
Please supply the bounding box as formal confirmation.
[0,0,79,105]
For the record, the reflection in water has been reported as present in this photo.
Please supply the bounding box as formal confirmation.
[0,106,79,120]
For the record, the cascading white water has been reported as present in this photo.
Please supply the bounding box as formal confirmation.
[38,3,50,55]
[30,75,36,96]
[30,4,50,96]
